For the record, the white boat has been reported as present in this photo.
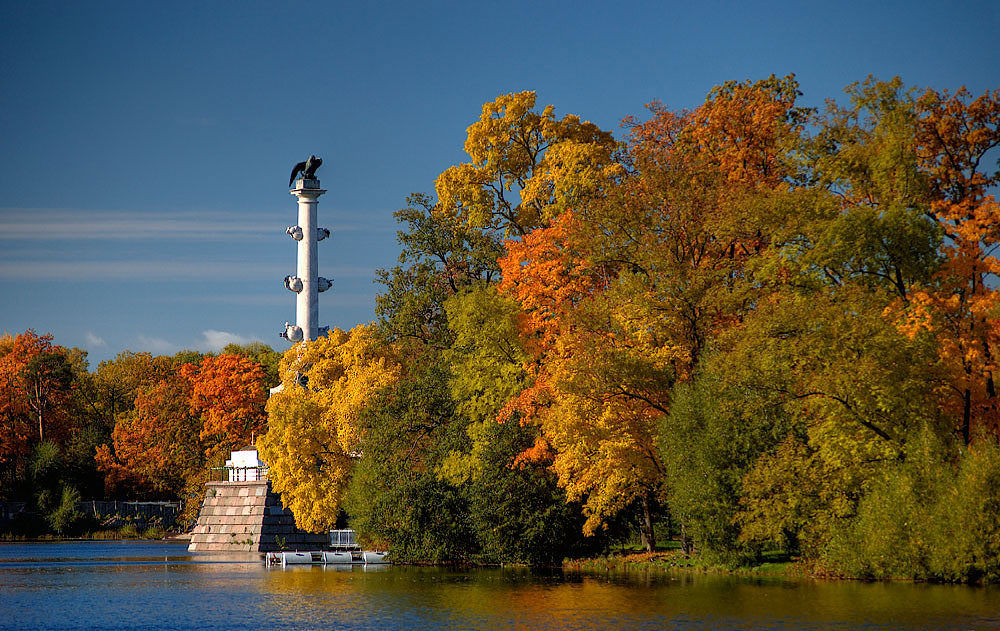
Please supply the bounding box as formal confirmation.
[362,551,389,564]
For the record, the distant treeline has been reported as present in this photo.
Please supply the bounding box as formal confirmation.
[0,332,279,534]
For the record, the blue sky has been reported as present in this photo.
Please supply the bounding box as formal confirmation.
[1,0,997,367]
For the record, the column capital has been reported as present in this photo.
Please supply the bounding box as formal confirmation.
[290,179,327,198]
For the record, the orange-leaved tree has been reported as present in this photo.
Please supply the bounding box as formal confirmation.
[0,330,76,465]
[179,353,267,460]
[95,353,267,508]
[94,373,201,497]
[498,209,673,550]
[0,332,42,469]
[910,85,1000,442]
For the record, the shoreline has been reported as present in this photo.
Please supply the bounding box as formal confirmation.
[562,550,803,579]
[2,537,994,585]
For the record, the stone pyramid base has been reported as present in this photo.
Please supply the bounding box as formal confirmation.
[187,480,328,552]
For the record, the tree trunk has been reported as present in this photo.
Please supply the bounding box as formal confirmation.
[962,388,971,445]
[984,338,997,424]
[29,380,45,442]
[680,522,692,556]
[638,495,655,553]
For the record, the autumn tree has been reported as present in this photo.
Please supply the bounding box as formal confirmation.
[21,351,74,444]
[379,91,618,349]
[0,331,79,493]
[0,333,40,475]
[911,84,1000,443]
[259,326,401,532]
[493,76,809,551]
[0,331,75,448]
[179,353,267,460]
[435,90,621,237]
[498,212,679,549]
[346,90,618,558]
[221,342,282,389]
[95,373,201,497]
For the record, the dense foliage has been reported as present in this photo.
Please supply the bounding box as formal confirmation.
[266,79,999,577]
[5,77,998,580]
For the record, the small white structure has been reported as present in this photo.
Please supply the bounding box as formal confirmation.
[225,448,267,481]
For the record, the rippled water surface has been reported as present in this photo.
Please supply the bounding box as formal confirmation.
[1,541,999,630]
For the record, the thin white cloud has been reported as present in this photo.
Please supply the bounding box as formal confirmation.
[135,335,179,355]
[84,331,108,347]
[0,260,275,280]
[167,293,290,306]
[0,209,274,241]
[200,330,253,351]
[132,330,267,356]
[0,260,376,282]
[0,207,395,241]
[168,292,375,307]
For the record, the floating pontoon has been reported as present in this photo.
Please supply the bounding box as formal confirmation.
[264,529,389,567]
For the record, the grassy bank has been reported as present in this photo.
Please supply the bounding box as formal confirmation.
[0,511,179,542]
[564,550,802,578]
[0,524,170,541]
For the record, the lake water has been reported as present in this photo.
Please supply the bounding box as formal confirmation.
[1,541,999,630]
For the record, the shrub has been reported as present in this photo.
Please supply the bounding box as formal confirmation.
[927,440,1000,582]
[824,432,1000,582]
[47,486,83,536]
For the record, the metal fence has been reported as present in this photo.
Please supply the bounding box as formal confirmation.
[329,529,358,549]
[76,500,182,525]
[0,502,27,521]
[1,500,182,527]
[208,466,269,482]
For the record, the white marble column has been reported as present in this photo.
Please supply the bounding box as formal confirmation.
[286,178,327,342]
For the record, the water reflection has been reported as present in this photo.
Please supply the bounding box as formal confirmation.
[0,541,998,630]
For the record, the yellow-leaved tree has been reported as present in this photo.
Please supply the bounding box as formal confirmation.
[434,90,621,236]
[258,325,401,532]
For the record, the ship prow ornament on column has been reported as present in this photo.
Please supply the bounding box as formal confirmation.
[281,154,332,344]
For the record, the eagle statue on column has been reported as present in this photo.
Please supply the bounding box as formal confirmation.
[289,155,323,187]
